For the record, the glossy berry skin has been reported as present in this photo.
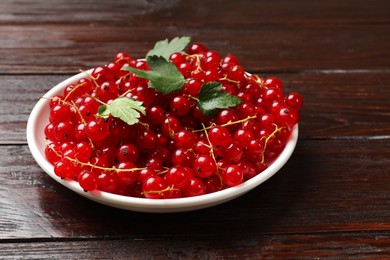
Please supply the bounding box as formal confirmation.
[137,130,158,150]
[142,176,168,199]
[54,159,74,178]
[193,155,217,179]
[86,119,110,141]
[208,126,232,148]
[49,105,75,124]
[147,106,166,124]
[114,52,131,64]
[184,178,205,197]
[170,95,191,116]
[276,106,299,127]
[285,92,303,110]
[117,143,139,163]
[78,171,98,191]
[54,122,75,143]
[264,77,283,89]
[165,166,190,189]
[97,172,119,193]
[220,141,243,163]
[75,142,93,162]
[174,130,196,149]
[234,129,255,148]
[116,162,137,186]
[161,116,182,138]
[171,148,195,167]
[188,43,207,54]
[222,165,243,187]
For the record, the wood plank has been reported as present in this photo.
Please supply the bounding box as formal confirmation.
[0,75,67,144]
[0,232,389,259]
[1,139,389,239]
[1,72,388,144]
[0,1,389,73]
[1,0,389,25]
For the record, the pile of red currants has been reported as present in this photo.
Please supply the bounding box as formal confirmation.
[44,39,302,199]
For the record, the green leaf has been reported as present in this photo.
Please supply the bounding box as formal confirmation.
[197,82,242,116]
[97,97,146,126]
[122,56,186,94]
[146,36,191,60]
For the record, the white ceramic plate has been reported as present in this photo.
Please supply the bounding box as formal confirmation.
[27,70,299,213]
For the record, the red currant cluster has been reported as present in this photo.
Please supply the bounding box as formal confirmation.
[44,42,302,199]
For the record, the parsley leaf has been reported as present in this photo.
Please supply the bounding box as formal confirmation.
[122,55,186,94]
[146,36,191,60]
[197,82,242,116]
[97,97,146,126]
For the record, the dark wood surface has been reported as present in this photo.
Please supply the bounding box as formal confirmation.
[1,0,389,259]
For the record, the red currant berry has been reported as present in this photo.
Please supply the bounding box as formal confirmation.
[171,148,195,167]
[114,52,131,64]
[264,77,283,90]
[208,125,232,148]
[233,129,255,148]
[161,116,183,138]
[188,43,207,54]
[285,92,303,111]
[205,174,223,193]
[54,159,74,179]
[78,170,98,191]
[97,172,119,193]
[75,142,93,162]
[137,130,158,150]
[220,141,243,163]
[169,52,186,65]
[117,143,139,163]
[137,168,156,183]
[142,176,168,199]
[221,54,239,67]
[184,177,205,197]
[165,166,191,189]
[45,143,62,164]
[96,81,119,102]
[54,122,75,143]
[170,95,191,116]
[91,66,114,84]
[86,118,110,141]
[222,165,243,187]
[147,106,166,125]
[194,140,212,155]
[276,106,299,127]
[174,130,196,149]
[116,162,137,186]
[246,139,266,162]
[193,155,217,178]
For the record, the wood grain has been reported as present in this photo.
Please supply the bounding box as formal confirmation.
[0,0,389,73]
[0,232,388,259]
[1,139,389,239]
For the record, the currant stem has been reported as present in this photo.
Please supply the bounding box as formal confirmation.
[218,75,240,86]
[192,115,257,133]
[200,123,223,187]
[183,94,199,102]
[141,186,180,195]
[79,69,100,89]
[260,124,284,163]
[47,142,145,173]
[63,81,87,101]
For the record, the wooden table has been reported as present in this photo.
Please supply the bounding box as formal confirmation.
[1,0,389,258]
